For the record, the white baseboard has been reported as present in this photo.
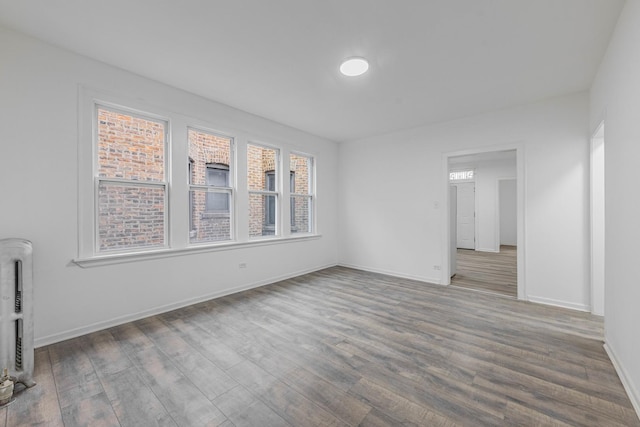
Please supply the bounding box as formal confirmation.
[338,262,441,285]
[526,295,590,312]
[476,247,500,253]
[604,343,640,420]
[35,263,337,348]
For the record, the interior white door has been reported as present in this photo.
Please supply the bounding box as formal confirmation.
[456,182,475,249]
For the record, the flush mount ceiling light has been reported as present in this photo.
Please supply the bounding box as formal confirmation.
[340,57,369,77]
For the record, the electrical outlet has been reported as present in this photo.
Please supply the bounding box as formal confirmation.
[239,263,247,269]
[433,265,441,270]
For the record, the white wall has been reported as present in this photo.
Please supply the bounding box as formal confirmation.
[500,179,517,246]
[451,157,516,252]
[0,26,340,346]
[590,0,640,414]
[339,92,590,310]
[590,128,605,317]
[476,160,515,252]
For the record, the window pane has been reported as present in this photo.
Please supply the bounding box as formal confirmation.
[266,171,276,192]
[290,154,311,194]
[247,144,277,191]
[266,193,276,225]
[206,191,229,212]
[449,170,474,181]
[189,189,231,243]
[249,193,276,237]
[291,195,311,233]
[97,108,165,182]
[188,129,231,186]
[98,183,165,251]
[205,166,230,211]
[206,167,229,187]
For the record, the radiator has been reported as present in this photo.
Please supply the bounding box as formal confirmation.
[0,239,35,388]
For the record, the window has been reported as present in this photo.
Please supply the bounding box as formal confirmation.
[188,158,195,233]
[449,170,474,181]
[264,171,295,228]
[289,172,296,227]
[96,106,167,252]
[265,171,277,227]
[79,92,320,265]
[290,153,314,233]
[188,129,234,244]
[248,144,279,237]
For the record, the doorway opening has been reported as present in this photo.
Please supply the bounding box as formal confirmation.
[442,147,524,300]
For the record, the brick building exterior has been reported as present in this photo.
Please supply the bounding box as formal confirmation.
[289,153,311,233]
[97,108,311,251]
[97,108,166,251]
[247,144,277,237]
[247,146,311,236]
[188,129,232,243]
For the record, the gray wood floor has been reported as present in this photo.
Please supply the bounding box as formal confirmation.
[451,246,517,298]
[2,266,638,426]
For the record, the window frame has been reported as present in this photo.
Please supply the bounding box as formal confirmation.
[289,172,296,227]
[187,127,236,244]
[449,169,475,182]
[247,142,281,239]
[93,103,170,254]
[76,88,320,267]
[264,170,277,228]
[264,170,295,230]
[289,152,315,234]
[188,158,195,233]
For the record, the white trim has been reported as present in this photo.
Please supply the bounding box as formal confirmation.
[289,151,316,234]
[247,142,281,238]
[590,121,606,316]
[250,189,279,196]
[94,106,170,254]
[441,143,526,301]
[73,233,322,267]
[338,263,441,285]
[526,295,590,312]
[187,126,236,244]
[604,343,640,419]
[79,90,174,259]
[188,185,233,192]
[476,248,500,253]
[35,262,336,348]
[474,180,480,250]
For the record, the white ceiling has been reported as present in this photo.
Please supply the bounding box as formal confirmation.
[0,0,624,142]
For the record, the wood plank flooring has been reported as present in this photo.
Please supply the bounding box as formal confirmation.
[2,266,638,426]
[451,246,517,297]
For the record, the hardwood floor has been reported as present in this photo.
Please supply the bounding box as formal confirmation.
[3,266,638,426]
[451,245,517,297]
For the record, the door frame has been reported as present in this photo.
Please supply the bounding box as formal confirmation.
[590,121,605,316]
[441,143,526,300]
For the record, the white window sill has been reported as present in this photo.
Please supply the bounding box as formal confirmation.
[73,233,322,268]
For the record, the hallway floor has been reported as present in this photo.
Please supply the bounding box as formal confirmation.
[451,245,517,297]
